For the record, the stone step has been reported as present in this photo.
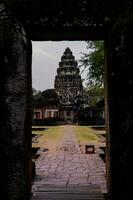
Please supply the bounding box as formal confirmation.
[31,185,105,200]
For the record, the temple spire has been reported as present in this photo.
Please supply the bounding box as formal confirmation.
[54,47,82,102]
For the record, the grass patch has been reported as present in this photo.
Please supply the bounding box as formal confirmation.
[32,126,64,152]
[74,126,99,145]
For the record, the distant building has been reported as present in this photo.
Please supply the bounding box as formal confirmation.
[33,89,60,120]
[54,47,87,122]
[33,47,88,123]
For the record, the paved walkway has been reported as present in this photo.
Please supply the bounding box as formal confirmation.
[31,125,107,199]
[57,125,81,153]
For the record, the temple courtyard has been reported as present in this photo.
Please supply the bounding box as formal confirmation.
[31,125,107,200]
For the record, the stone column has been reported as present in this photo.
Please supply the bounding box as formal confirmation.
[0,5,32,200]
[106,8,133,200]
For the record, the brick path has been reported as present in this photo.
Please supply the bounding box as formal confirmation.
[31,125,107,198]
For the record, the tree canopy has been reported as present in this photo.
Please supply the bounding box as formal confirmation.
[79,41,104,87]
[33,89,59,108]
[85,84,104,108]
[79,41,105,109]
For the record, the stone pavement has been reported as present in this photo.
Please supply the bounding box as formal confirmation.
[32,125,107,195]
[57,125,81,153]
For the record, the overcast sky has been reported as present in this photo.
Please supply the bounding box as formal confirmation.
[32,41,89,91]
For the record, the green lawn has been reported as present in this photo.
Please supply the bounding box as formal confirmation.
[32,126,64,151]
[74,125,99,145]
[32,125,101,151]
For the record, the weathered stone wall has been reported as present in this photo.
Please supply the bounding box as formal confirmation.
[0,5,32,200]
[0,2,133,200]
[106,8,133,200]
[1,0,129,41]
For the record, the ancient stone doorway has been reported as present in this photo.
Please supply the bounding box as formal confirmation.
[1,3,133,200]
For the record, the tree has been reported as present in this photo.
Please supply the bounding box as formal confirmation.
[79,41,105,111]
[79,41,104,87]
[32,88,40,95]
[33,89,59,108]
[86,84,104,109]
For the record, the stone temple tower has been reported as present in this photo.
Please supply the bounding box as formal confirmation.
[54,47,83,122]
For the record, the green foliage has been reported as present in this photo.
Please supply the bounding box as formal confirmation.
[33,89,59,108]
[32,88,40,95]
[86,85,104,108]
[79,41,104,86]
